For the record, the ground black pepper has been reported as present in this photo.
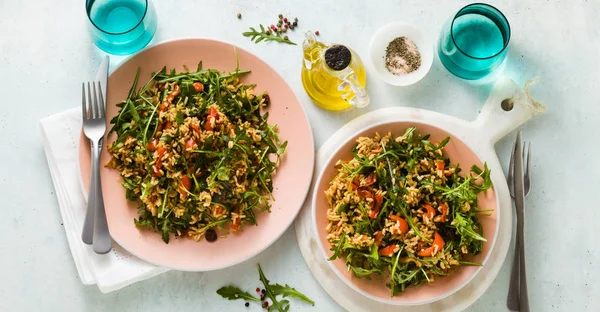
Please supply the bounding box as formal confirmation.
[325,45,351,71]
[384,36,421,75]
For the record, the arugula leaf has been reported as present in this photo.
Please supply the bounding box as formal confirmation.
[348,265,381,278]
[242,25,297,45]
[453,213,487,242]
[277,140,288,155]
[328,232,346,261]
[258,264,290,312]
[270,284,315,305]
[216,286,261,302]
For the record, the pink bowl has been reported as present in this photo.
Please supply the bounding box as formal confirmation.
[79,39,314,271]
[312,120,498,305]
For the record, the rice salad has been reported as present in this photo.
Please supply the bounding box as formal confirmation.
[106,62,287,243]
[325,128,492,295]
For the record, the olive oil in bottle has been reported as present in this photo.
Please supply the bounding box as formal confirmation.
[301,32,369,110]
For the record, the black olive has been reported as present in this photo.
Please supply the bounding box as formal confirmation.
[205,228,218,242]
[262,93,271,106]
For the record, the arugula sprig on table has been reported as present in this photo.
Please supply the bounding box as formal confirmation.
[216,286,261,302]
[243,24,297,45]
[216,264,314,311]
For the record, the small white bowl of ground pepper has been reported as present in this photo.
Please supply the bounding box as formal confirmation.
[369,22,433,86]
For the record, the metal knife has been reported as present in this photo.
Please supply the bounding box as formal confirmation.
[81,55,109,245]
[514,131,529,312]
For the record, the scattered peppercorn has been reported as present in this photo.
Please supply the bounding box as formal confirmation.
[265,30,270,35]
[294,17,298,22]
[277,21,282,27]
[261,289,266,294]
[237,13,242,19]
[270,24,276,30]
[284,35,289,40]
[278,14,283,19]
[256,287,260,292]
[245,302,250,307]
[205,229,218,242]
[262,301,269,309]
[315,30,320,36]
[283,17,288,23]
[284,24,288,29]
[292,21,298,27]
[260,293,265,300]
[289,25,295,30]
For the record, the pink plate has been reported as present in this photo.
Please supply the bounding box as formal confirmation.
[79,39,314,271]
[312,121,498,305]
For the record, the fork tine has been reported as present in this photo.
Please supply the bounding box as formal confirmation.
[97,82,105,119]
[507,139,516,197]
[82,83,87,120]
[88,82,95,119]
[93,81,100,119]
[525,142,531,180]
[525,141,531,194]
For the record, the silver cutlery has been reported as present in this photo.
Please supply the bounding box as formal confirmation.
[81,81,111,254]
[506,131,531,312]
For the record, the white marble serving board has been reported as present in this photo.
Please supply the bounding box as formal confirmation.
[295,77,544,311]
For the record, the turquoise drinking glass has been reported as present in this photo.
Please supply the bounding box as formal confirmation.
[86,0,157,55]
[438,3,510,80]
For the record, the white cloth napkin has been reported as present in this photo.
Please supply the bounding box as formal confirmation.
[40,108,169,293]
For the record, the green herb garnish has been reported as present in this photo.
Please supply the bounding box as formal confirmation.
[216,286,261,302]
[217,264,314,311]
[243,25,297,45]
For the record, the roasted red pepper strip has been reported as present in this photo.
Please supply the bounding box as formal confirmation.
[209,106,218,118]
[204,116,214,131]
[418,232,445,257]
[378,244,397,257]
[374,231,383,246]
[364,173,376,186]
[190,124,201,135]
[357,187,373,199]
[152,146,166,177]
[389,214,409,234]
[422,204,436,220]
[436,160,445,171]
[193,82,204,92]
[179,175,192,200]
[185,137,196,150]
[368,193,383,219]
[350,176,360,190]
[439,204,449,222]
[146,138,159,152]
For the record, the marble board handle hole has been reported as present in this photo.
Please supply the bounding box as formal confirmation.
[501,98,514,111]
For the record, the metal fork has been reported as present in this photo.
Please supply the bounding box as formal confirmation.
[506,136,531,311]
[81,81,112,254]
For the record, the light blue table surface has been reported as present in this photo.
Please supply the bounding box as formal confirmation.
[1,0,598,311]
